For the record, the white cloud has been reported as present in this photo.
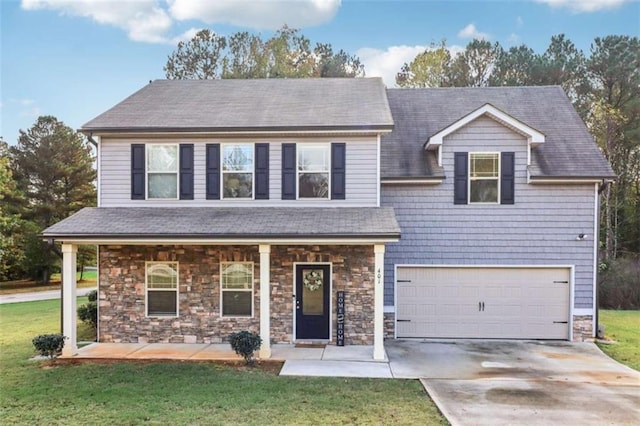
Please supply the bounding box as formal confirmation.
[357,45,427,87]
[169,0,341,30]
[21,0,341,44]
[536,0,632,13]
[357,44,465,87]
[516,16,524,28]
[508,33,520,43]
[457,23,490,40]
[22,0,173,43]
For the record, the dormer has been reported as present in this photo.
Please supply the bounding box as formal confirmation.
[424,103,545,167]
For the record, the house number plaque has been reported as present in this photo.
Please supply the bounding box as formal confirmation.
[337,291,345,346]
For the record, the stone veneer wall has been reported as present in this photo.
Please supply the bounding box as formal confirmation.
[99,245,260,344]
[98,244,375,345]
[383,312,395,339]
[572,315,594,342]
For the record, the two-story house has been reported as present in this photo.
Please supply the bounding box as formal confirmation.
[42,78,614,360]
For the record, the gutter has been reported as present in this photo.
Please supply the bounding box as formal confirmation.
[86,133,98,148]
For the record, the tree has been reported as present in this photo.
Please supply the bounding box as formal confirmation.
[447,39,501,87]
[313,43,364,78]
[396,40,451,88]
[490,45,545,86]
[165,25,364,80]
[0,140,27,280]
[222,31,267,79]
[586,36,640,260]
[165,29,227,79]
[540,35,589,112]
[9,116,96,282]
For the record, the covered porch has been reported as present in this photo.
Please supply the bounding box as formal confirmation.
[42,207,400,361]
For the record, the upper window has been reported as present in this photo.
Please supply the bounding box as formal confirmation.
[146,262,178,317]
[298,144,330,199]
[469,153,499,203]
[220,262,253,317]
[147,145,178,199]
[222,144,254,199]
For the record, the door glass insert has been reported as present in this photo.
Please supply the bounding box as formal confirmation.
[302,268,324,315]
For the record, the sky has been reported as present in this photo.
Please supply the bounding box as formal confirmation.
[1,0,639,144]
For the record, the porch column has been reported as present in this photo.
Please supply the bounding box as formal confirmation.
[259,244,271,358]
[373,244,385,361]
[61,243,78,357]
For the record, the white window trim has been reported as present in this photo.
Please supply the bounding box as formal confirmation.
[297,143,331,200]
[145,261,179,318]
[146,143,179,200]
[220,261,254,318]
[221,143,255,200]
[468,152,501,204]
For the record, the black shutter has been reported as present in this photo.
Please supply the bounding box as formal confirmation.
[282,143,296,200]
[255,143,269,200]
[500,152,515,205]
[206,144,220,200]
[331,143,346,200]
[131,144,145,200]
[454,152,468,205]
[179,144,194,200]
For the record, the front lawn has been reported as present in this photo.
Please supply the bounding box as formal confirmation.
[0,299,447,425]
[597,310,640,371]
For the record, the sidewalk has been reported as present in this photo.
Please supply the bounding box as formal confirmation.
[0,287,96,304]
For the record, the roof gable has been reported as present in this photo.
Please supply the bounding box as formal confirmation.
[425,103,545,150]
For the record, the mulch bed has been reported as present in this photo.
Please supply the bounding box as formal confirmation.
[46,357,284,374]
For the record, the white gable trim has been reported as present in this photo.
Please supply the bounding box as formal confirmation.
[425,104,546,166]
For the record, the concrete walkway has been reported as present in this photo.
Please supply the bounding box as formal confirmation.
[0,287,96,304]
[279,345,392,378]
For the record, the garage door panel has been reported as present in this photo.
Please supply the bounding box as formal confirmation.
[396,267,570,339]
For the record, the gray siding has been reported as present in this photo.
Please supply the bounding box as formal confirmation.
[99,136,378,207]
[381,117,597,309]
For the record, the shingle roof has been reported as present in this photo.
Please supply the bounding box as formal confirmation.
[42,207,401,241]
[383,86,615,179]
[82,78,394,133]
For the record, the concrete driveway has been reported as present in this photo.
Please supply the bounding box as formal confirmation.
[386,340,640,426]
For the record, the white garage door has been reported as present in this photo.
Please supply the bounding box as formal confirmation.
[396,267,570,339]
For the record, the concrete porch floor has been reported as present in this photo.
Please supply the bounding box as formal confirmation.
[71,342,386,361]
[68,343,391,378]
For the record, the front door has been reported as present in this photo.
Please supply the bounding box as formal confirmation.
[295,264,330,340]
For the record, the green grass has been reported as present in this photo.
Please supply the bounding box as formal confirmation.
[49,270,97,282]
[597,310,640,371]
[0,299,447,425]
[0,271,97,295]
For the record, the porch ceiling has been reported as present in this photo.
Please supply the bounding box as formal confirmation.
[41,207,401,244]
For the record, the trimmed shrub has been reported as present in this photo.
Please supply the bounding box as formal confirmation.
[87,289,98,302]
[229,331,262,365]
[599,255,640,309]
[78,301,97,328]
[32,334,65,359]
